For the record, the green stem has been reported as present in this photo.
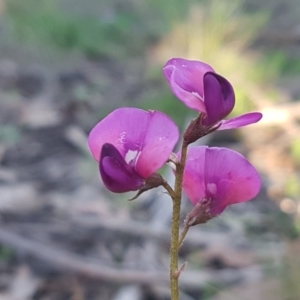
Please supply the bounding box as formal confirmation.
[170,140,188,300]
[162,180,176,199]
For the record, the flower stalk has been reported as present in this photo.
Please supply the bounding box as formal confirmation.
[169,140,188,300]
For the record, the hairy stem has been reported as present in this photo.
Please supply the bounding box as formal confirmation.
[170,140,188,300]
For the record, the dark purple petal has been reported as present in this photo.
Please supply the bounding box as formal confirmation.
[88,108,151,162]
[100,144,144,193]
[202,72,235,126]
[217,112,263,130]
[163,58,214,112]
[136,110,179,178]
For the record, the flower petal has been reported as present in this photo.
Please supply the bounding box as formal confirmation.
[217,112,263,130]
[202,72,235,126]
[100,144,144,193]
[88,108,179,179]
[179,146,207,205]
[163,58,214,112]
[88,108,151,162]
[136,111,180,178]
[203,147,261,214]
[182,146,261,215]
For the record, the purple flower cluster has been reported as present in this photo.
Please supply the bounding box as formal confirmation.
[88,58,262,222]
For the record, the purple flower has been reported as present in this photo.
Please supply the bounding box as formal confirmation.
[88,108,180,193]
[179,146,261,224]
[163,58,262,131]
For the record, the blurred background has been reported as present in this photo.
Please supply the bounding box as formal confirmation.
[0,0,300,299]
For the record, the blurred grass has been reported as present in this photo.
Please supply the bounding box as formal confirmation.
[5,0,300,76]
[5,0,141,58]
[4,0,193,59]
[5,0,299,102]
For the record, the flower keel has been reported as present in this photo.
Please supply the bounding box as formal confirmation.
[100,143,144,193]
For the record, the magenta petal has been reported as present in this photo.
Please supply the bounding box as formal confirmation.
[182,146,261,216]
[204,147,261,214]
[88,108,179,180]
[217,112,263,130]
[100,144,144,193]
[202,72,235,126]
[136,111,180,178]
[163,58,214,112]
[179,146,207,205]
[88,108,150,162]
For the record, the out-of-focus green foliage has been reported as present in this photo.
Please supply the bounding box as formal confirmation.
[0,125,21,145]
[291,138,300,166]
[5,0,199,59]
[0,246,14,262]
[6,0,158,58]
[285,175,300,198]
